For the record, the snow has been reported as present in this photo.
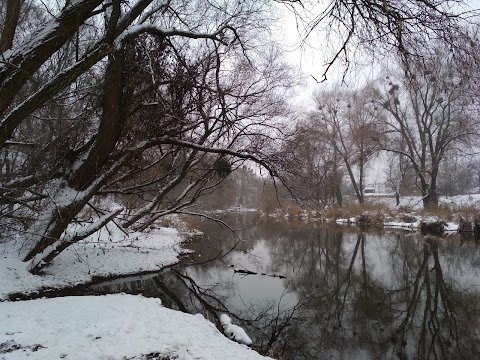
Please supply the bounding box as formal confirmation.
[0,222,271,359]
[369,194,480,210]
[220,314,253,346]
[0,224,188,300]
[383,220,419,230]
[444,221,458,232]
[335,217,357,225]
[0,295,271,360]
[28,209,122,271]
[440,193,480,208]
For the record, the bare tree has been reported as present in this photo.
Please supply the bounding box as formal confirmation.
[375,49,480,208]
[384,151,416,205]
[278,121,344,207]
[310,86,383,204]
[437,154,477,196]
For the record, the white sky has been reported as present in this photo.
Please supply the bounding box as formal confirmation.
[272,3,388,113]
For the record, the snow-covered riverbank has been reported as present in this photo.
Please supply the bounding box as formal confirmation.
[0,225,272,359]
[0,225,189,300]
[0,294,272,360]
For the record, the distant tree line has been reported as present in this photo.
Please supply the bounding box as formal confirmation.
[279,46,480,208]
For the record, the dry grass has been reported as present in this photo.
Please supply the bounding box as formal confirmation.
[454,206,480,221]
[181,214,202,230]
[419,204,480,223]
[281,200,305,218]
[323,202,393,221]
[418,204,454,221]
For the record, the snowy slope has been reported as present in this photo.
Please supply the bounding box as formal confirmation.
[0,294,272,360]
[1,225,189,299]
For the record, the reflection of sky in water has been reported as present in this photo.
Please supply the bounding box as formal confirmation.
[185,238,298,314]
[342,232,401,288]
[342,231,480,291]
[188,217,480,310]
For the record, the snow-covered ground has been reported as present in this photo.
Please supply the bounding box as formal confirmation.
[0,294,271,360]
[0,224,271,360]
[334,215,458,232]
[0,224,190,300]
[367,193,480,210]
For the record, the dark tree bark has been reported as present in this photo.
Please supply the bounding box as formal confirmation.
[69,48,127,190]
[0,0,21,52]
[23,48,127,263]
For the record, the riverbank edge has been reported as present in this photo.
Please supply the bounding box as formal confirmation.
[0,226,273,360]
[268,203,480,237]
[0,294,273,360]
[4,262,180,301]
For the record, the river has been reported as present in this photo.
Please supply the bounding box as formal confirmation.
[89,214,480,359]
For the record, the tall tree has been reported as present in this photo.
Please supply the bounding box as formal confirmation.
[311,86,383,204]
[277,121,344,207]
[375,50,480,208]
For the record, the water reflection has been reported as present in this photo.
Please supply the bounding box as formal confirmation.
[90,216,480,359]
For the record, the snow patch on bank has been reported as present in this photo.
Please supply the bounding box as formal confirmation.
[0,294,272,360]
[0,224,188,300]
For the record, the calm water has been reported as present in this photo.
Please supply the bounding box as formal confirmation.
[91,214,480,359]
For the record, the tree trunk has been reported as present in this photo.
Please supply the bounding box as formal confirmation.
[23,49,127,269]
[28,209,122,274]
[422,179,439,209]
[335,182,343,207]
[69,49,127,190]
[345,161,363,205]
[429,172,439,207]
[0,0,21,52]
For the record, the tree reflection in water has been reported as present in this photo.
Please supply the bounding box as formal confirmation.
[270,225,480,359]
[90,217,480,359]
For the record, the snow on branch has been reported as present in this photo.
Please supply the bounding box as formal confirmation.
[0,0,104,121]
[115,23,233,49]
[28,208,122,273]
[0,42,112,147]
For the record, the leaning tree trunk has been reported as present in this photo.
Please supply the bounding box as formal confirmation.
[345,159,364,204]
[23,49,128,273]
